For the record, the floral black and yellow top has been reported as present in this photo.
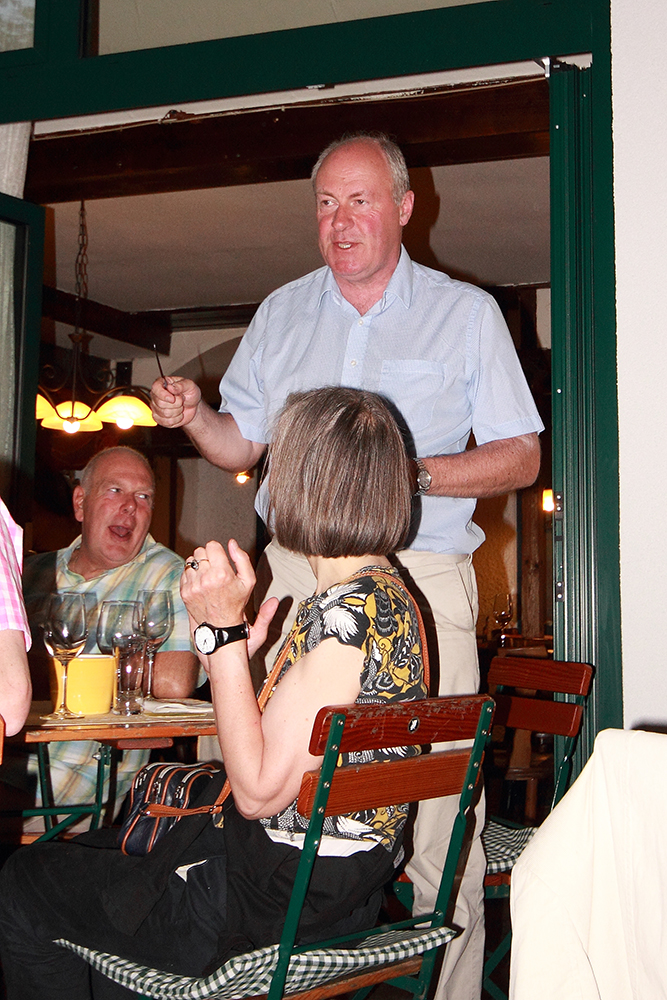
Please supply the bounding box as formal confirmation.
[259,566,427,855]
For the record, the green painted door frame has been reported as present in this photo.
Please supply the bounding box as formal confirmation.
[550,61,621,764]
[0,0,621,749]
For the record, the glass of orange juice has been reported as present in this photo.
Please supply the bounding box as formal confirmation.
[49,655,116,715]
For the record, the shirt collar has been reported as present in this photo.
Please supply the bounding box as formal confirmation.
[59,533,156,581]
[318,266,341,307]
[318,245,413,311]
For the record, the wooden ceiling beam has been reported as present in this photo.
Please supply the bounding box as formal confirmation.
[26,78,548,203]
[136,304,260,332]
[42,286,171,352]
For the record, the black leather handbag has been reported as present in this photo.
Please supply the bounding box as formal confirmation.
[118,761,223,856]
[117,634,294,857]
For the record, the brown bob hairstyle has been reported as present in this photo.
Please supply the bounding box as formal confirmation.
[267,387,412,558]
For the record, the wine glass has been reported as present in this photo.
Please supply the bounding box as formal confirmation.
[41,593,88,720]
[492,593,513,630]
[138,591,174,699]
[97,601,144,713]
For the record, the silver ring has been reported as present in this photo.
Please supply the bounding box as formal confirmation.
[186,558,199,571]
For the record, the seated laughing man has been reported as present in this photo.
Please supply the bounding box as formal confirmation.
[0,446,198,832]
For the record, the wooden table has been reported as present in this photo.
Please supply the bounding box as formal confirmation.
[6,701,218,842]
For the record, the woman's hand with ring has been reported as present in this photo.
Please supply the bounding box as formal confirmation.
[180,539,255,629]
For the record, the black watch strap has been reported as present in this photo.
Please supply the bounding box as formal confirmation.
[214,622,250,646]
[194,621,250,654]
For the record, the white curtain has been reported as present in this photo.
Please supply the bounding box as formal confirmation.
[0,121,33,496]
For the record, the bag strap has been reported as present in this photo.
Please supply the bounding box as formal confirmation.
[145,566,429,820]
[143,633,292,820]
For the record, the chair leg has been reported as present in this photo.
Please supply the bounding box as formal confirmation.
[483,929,511,1000]
[524,778,538,824]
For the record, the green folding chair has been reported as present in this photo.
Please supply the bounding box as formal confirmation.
[57,693,494,1000]
[481,655,593,1000]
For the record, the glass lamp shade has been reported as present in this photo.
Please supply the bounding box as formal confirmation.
[94,395,156,429]
[36,394,57,421]
[40,400,103,433]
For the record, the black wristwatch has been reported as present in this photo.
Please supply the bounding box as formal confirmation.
[194,621,250,654]
[414,458,432,496]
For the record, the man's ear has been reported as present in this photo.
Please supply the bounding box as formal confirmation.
[72,485,85,523]
[399,190,415,227]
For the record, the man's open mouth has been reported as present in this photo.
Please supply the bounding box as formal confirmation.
[109,525,133,540]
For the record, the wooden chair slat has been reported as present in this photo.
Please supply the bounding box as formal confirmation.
[297,749,476,818]
[493,693,583,738]
[308,695,490,756]
[487,657,593,697]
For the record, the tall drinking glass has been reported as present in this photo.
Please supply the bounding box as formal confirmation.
[41,593,88,720]
[97,601,145,715]
[492,593,513,629]
[138,591,173,698]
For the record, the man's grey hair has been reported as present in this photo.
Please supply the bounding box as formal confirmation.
[311,132,411,206]
[79,447,155,493]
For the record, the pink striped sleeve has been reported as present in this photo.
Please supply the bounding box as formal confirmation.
[0,500,31,650]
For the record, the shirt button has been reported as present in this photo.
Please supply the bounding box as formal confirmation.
[350,360,357,367]
[358,319,363,326]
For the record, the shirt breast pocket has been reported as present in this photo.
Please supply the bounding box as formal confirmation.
[379,360,447,436]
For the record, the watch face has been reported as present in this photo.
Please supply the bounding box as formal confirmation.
[417,468,432,491]
[195,624,216,654]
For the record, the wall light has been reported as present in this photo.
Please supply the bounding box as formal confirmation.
[542,488,555,513]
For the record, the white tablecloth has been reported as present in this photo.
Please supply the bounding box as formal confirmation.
[510,727,667,999]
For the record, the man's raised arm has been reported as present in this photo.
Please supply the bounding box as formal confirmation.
[151,377,266,473]
[418,432,540,499]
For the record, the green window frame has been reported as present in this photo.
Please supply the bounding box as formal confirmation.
[0,0,621,754]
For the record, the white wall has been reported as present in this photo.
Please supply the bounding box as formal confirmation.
[175,457,258,559]
[612,0,667,728]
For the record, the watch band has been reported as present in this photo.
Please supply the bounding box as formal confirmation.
[214,622,250,646]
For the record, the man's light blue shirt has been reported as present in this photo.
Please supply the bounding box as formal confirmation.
[219,248,544,555]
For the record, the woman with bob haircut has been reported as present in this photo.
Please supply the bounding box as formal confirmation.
[0,387,426,1000]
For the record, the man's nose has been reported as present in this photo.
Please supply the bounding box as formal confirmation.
[120,494,136,512]
[332,206,352,230]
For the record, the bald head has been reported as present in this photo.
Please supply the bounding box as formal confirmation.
[70,448,155,580]
[311,132,411,206]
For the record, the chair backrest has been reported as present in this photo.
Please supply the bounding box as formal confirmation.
[487,655,593,806]
[268,694,495,1000]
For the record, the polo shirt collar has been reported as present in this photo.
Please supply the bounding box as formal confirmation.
[59,533,156,580]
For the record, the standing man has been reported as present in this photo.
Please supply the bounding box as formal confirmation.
[151,133,543,999]
[1,446,198,832]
